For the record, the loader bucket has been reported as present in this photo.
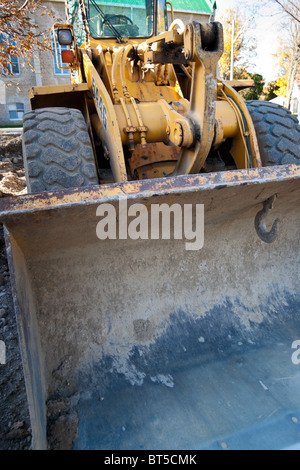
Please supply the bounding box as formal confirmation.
[0,166,300,450]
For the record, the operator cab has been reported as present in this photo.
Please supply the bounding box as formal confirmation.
[79,0,168,42]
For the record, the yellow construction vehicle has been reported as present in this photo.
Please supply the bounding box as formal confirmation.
[0,0,300,450]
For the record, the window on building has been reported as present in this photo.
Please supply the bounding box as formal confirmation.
[8,103,24,121]
[0,33,20,76]
[10,54,20,75]
[51,36,70,76]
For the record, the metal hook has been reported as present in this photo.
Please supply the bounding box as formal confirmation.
[255,195,280,244]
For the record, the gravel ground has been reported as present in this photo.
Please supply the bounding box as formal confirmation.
[0,132,32,450]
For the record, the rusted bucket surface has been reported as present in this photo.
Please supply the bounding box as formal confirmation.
[1,166,300,450]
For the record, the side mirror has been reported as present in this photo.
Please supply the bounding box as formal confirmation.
[57,28,73,46]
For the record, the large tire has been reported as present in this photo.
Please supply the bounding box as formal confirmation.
[246,101,300,166]
[22,107,99,193]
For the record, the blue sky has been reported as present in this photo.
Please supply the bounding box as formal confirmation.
[215,0,285,82]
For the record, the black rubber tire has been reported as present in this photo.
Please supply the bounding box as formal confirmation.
[22,107,99,193]
[246,100,300,166]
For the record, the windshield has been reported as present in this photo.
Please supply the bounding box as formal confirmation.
[88,0,154,39]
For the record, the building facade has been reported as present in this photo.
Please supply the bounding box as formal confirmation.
[0,0,214,127]
[0,0,71,127]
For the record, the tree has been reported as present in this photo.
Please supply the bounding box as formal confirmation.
[245,0,300,22]
[264,80,280,100]
[273,13,300,108]
[269,0,300,23]
[242,73,265,100]
[247,0,300,108]
[274,76,288,97]
[0,0,56,76]
[218,8,257,80]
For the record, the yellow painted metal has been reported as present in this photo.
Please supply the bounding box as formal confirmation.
[173,22,224,175]
[218,81,262,168]
[89,99,238,150]
[215,100,239,138]
[29,83,89,100]
[107,47,182,103]
[82,50,127,182]
[33,19,262,180]
[166,1,175,23]
[225,79,255,91]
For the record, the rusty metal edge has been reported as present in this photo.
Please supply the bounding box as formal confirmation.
[0,165,299,220]
[28,83,89,100]
[3,228,47,450]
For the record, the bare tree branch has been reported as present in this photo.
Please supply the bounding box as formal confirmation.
[273,0,300,23]
[285,0,300,12]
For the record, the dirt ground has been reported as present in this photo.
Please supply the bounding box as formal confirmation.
[0,132,32,450]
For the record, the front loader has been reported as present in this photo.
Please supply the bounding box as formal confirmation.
[0,0,300,450]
